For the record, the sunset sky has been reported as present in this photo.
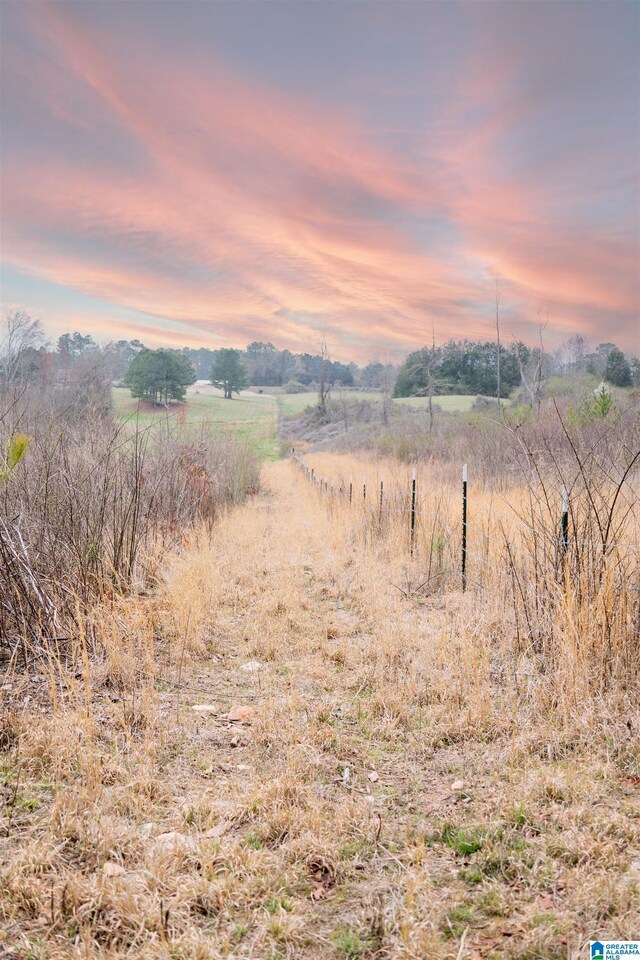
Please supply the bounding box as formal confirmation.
[1,0,638,361]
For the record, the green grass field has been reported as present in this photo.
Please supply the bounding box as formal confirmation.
[112,384,281,459]
[276,392,479,415]
[112,386,481,459]
[276,391,381,416]
[394,394,480,412]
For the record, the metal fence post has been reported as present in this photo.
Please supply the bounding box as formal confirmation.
[462,463,468,592]
[410,467,416,554]
[560,485,569,554]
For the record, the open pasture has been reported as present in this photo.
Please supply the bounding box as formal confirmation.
[112,384,281,459]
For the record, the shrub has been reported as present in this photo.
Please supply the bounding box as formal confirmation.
[0,383,259,659]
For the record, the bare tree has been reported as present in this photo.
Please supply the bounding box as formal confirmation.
[516,308,548,413]
[403,327,441,431]
[379,353,392,427]
[336,381,350,434]
[554,333,588,374]
[317,334,331,420]
[535,309,548,413]
[427,323,437,431]
[0,311,45,384]
[495,279,502,411]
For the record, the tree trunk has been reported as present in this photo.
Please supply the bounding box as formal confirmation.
[495,279,502,411]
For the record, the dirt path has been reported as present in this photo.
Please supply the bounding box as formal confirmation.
[153,461,486,956]
[2,461,638,959]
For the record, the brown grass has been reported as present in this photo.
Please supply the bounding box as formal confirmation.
[1,458,639,959]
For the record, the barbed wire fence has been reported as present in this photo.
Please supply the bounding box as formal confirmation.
[289,448,639,602]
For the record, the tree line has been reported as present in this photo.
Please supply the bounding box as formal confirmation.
[0,316,397,399]
[2,312,637,408]
[393,336,638,398]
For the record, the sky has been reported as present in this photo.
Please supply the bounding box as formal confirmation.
[1,0,639,362]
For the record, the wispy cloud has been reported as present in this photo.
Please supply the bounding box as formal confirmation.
[1,1,637,358]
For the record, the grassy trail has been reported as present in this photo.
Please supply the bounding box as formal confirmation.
[3,460,638,959]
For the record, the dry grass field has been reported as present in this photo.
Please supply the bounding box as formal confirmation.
[2,444,639,959]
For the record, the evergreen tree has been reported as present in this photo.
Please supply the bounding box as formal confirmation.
[604,347,632,387]
[57,332,97,365]
[124,349,196,404]
[393,340,524,398]
[211,348,247,399]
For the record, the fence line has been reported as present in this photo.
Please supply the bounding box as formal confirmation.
[290,453,587,591]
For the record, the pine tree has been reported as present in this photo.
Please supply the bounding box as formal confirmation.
[211,349,248,399]
[604,347,631,387]
[124,349,196,404]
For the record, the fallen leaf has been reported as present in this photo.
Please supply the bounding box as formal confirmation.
[227,704,255,723]
[502,923,526,937]
[537,895,555,910]
[204,821,233,839]
[151,831,195,854]
[311,883,333,901]
[368,771,379,782]
[102,861,126,878]
[451,779,464,791]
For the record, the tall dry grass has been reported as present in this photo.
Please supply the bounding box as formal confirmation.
[1,398,638,958]
[0,383,259,665]
[297,401,640,711]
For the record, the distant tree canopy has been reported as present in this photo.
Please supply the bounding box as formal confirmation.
[393,340,526,398]
[360,362,395,390]
[211,348,248,399]
[604,347,632,388]
[172,341,356,387]
[0,311,46,384]
[124,349,196,404]
[57,331,96,362]
[4,317,638,403]
[105,339,145,380]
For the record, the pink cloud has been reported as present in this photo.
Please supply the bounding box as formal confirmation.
[1,1,637,359]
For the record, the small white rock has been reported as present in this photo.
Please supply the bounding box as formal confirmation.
[368,771,379,782]
[192,704,216,713]
[451,779,464,792]
[240,661,263,673]
[152,831,195,853]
